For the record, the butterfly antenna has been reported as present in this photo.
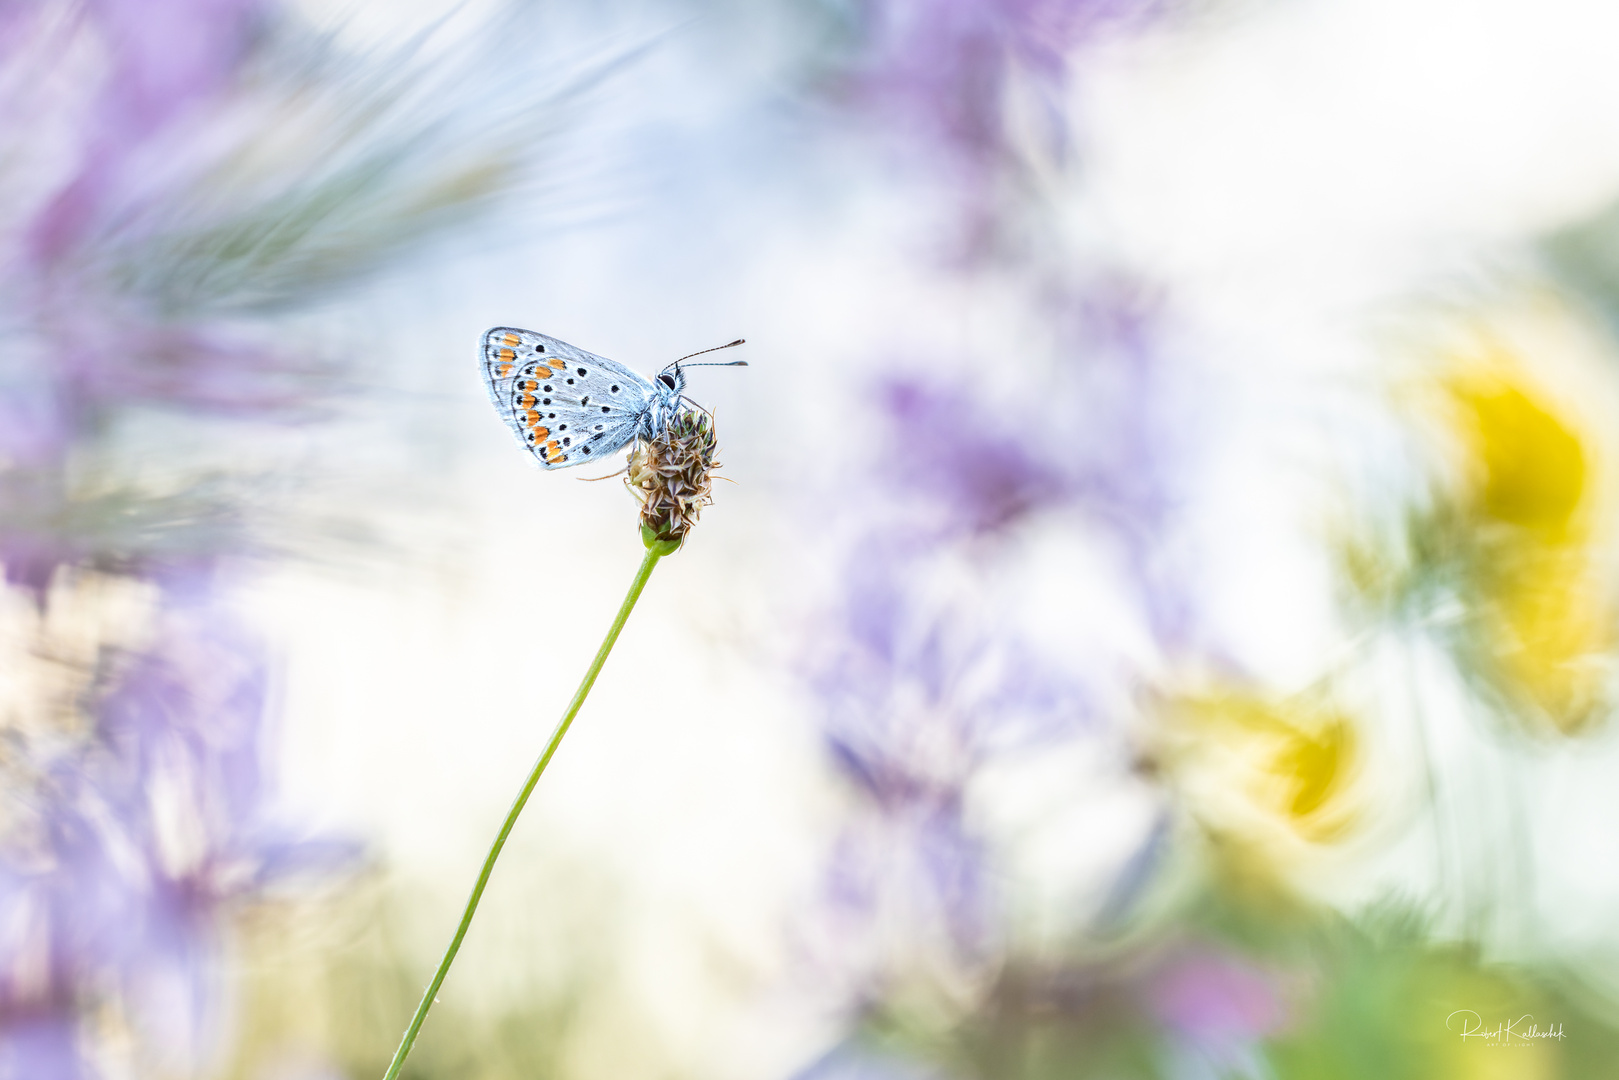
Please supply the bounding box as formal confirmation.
[672,339,748,367]
[578,465,630,482]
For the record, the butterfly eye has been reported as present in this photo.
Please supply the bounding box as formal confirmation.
[658,374,677,390]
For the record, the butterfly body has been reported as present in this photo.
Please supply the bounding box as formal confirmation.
[481,326,689,469]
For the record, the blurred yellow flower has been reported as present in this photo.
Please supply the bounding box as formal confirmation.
[1342,298,1619,737]
[1446,370,1587,538]
[1154,689,1362,890]
[1429,336,1619,735]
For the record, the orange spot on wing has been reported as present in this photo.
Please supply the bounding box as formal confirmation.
[525,410,541,425]
[521,392,536,408]
[498,347,516,362]
[502,333,520,347]
[546,358,567,371]
[496,363,513,378]
[532,426,549,440]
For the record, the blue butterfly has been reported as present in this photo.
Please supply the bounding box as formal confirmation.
[481,327,744,468]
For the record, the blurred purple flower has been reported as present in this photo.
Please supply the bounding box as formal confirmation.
[800,0,1222,1064]
[881,380,1072,536]
[1150,950,1285,1039]
[817,797,991,972]
[0,0,580,596]
[1148,948,1286,1074]
[0,2,586,1074]
[802,275,1208,1054]
[886,286,1147,518]
[877,277,1201,645]
[0,1016,89,1080]
[806,534,1090,976]
[846,0,1161,163]
[26,0,265,265]
[830,0,1170,256]
[0,0,312,597]
[817,543,1089,795]
[0,578,358,1071]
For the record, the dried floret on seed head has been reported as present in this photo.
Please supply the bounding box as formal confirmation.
[627,408,720,549]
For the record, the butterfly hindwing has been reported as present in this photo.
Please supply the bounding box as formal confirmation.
[481,327,653,469]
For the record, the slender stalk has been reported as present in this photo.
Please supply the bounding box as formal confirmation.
[382,544,668,1080]
[1401,638,1450,900]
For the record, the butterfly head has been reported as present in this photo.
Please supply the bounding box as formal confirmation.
[655,365,688,400]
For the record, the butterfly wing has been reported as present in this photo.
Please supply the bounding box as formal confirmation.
[481,327,653,469]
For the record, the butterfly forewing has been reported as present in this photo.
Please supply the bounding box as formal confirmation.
[481,327,652,469]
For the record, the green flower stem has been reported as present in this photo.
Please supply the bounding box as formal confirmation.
[383,541,671,1080]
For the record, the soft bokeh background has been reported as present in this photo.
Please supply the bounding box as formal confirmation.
[7,0,1619,1076]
